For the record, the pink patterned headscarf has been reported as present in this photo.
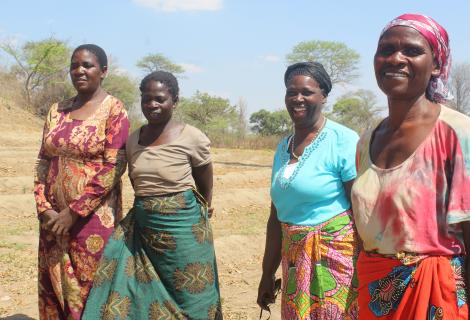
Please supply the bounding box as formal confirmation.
[380,13,452,103]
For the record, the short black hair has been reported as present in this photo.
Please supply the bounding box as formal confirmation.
[72,44,108,70]
[139,71,179,101]
[284,61,332,96]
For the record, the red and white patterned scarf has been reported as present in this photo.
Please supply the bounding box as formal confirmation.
[381,13,451,103]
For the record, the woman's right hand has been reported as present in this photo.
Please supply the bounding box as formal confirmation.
[257,273,276,311]
[40,210,59,230]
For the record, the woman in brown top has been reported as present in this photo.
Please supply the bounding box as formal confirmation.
[83,71,222,319]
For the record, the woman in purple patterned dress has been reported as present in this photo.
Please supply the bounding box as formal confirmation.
[33,44,129,319]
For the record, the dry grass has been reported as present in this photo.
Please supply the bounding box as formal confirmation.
[0,70,25,110]
[210,134,281,150]
[212,205,268,237]
[0,212,38,318]
[0,94,279,318]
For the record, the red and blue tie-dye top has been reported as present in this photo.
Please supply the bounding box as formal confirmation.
[352,106,470,256]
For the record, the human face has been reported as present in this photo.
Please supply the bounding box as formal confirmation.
[141,80,176,126]
[285,75,326,129]
[70,49,107,94]
[374,26,440,100]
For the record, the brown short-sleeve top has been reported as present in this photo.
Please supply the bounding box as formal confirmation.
[126,124,211,196]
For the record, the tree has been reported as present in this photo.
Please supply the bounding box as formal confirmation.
[449,62,470,114]
[1,38,70,109]
[177,91,238,136]
[33,79,75,116]
[136,53,184,75]
[234,97,248,138]
[101,57,141,130]
[102,57,139,111]
[327,90,382,134]
[286,40,360,84]
[103,73,138,108]
[249,109,291,136]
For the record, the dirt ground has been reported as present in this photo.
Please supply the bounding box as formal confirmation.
[0,102,281,319]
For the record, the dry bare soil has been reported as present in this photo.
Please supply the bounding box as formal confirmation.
[0,102,281,319]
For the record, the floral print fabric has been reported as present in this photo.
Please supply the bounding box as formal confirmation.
[281,211,358,320]
[34,95,129,319]
[357,252,468,319]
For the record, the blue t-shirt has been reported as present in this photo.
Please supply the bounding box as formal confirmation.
[270,119,359,226]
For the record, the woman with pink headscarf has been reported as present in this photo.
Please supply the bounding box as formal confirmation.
[352,14,470,319]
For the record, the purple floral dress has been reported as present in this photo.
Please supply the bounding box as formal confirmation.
[33,95,129,319]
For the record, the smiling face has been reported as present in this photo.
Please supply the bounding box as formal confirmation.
[70,49,107,94]
[374,26,440,100]
[141,80,176,125]
[285,75,326,129]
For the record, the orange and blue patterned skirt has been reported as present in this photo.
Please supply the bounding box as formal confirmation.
[357,251,468,319]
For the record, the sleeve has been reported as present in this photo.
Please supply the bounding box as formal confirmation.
[190,129,212,167]
[271,137,288,182]
[126,131,135,184]
[33,106,54,215]
[68,100,130,217]
[446,130,470,225]
[338,129,360,182]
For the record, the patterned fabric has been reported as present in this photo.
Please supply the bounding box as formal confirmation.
[380,13,451,103]
[357,252,468,319]
[352,106,470,256]
[34,95,129,319]
[280,211,358,320]
[82,190,222,320]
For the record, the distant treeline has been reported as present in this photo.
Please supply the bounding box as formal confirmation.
[1,37,469,149]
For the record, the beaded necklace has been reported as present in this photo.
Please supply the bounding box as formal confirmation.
[277,119,328,190]
[290,117,326,160]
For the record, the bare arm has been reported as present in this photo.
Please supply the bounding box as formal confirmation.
[343,179,354,204]
[192,162,213,209]
[257,203,282,310]
[343,178,364,251]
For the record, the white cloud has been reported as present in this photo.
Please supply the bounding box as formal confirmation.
[179,63,204,73]
[133,0,222,12]
[261,54,280,63]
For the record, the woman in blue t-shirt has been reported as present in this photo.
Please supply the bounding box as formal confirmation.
[257,62,359,319]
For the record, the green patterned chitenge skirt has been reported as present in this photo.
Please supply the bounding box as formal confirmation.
[82,190,222,319]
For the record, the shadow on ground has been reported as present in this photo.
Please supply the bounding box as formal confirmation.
[3,315,36,320]
[214,161,271,168]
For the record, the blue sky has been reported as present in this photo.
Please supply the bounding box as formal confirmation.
[1,0,469,115]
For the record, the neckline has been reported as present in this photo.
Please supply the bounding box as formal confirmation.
[368,104,443,172]
[137,124,187,148]
[65,95,110,121]
[276,127,328,190]
[288,118,329,163]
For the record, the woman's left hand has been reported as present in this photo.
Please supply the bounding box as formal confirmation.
[45,207,79,236]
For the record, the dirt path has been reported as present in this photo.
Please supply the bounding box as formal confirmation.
[0,103,281,319]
